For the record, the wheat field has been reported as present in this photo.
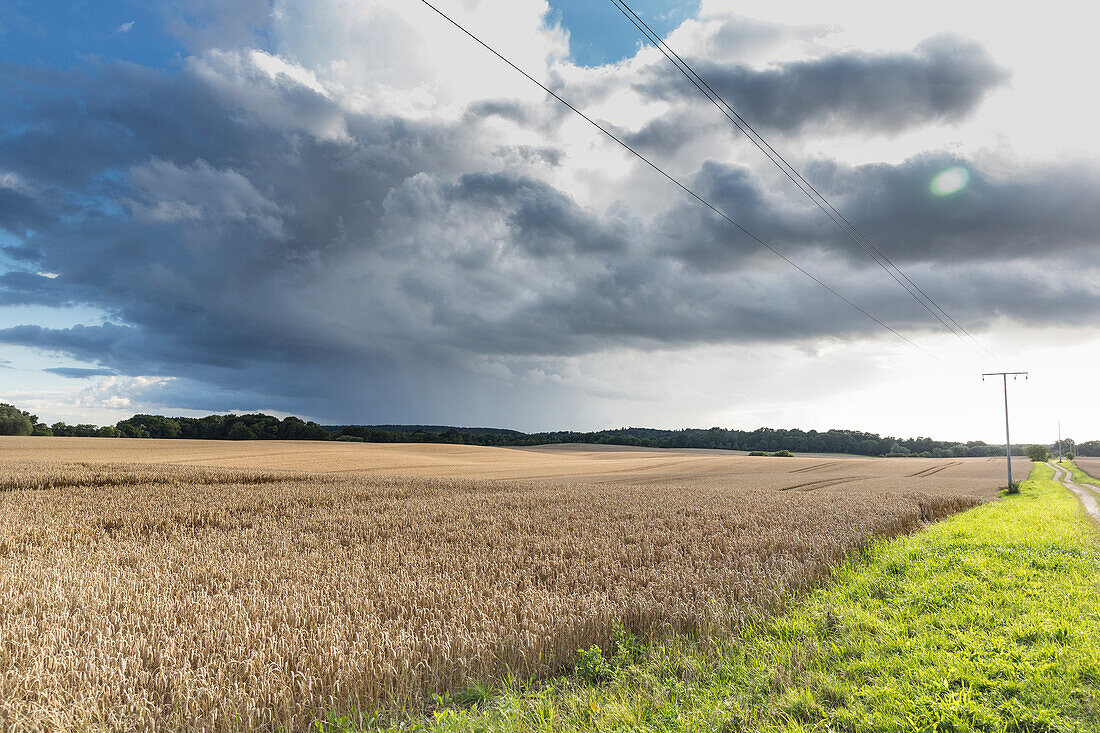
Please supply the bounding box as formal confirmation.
[1076,456,1100,480]
[0,436,1030,491]
[0,439,1026,731]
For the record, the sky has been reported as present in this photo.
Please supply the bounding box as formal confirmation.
[0,0,1098,443]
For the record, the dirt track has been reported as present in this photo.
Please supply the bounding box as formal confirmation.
[1050,461,1100,521]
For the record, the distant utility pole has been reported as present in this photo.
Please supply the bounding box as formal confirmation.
[1058,420,1063,460]
[983,371,1029,488]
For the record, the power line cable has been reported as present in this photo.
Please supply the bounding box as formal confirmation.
[609,0,998,364]
[416,0,953,367]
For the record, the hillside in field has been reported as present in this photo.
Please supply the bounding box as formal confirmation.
[0,437,1029,493]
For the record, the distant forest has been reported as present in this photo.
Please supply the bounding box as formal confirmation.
[3,402,1097,457]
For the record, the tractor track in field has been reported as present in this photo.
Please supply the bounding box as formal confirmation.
[789,461,841,474]
[781,476,865,492]
[908,461,962,478]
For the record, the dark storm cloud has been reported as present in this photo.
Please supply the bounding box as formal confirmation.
[798,155,1100,263]
[0,186,49,233]
[654,154,1100,271]
[0,63,245,187]
[0,324,133,362]
[0,41,1095,421]
[465,99,533,126]
[0,271,71,306]
[448,172,630,256]
[631,35,1008,134]
[43,367,119,378]
[617,110,719,156]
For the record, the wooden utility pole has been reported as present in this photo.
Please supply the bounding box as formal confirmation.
[983,372,1028,487]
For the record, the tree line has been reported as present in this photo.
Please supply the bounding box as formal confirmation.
[331,424,1035,457]
[0,404,327,441]
[2,402,1097,456]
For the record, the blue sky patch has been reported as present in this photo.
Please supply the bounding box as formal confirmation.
[546,0,700,67]
[0,0,185,68]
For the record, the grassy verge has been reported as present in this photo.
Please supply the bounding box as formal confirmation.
[334,462,1100,732]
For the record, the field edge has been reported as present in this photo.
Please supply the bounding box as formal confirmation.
[343,461,1100,732]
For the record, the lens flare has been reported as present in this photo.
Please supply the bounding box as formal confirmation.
[930,166,969,196]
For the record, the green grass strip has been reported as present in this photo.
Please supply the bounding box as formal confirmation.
[333,462,1100,732]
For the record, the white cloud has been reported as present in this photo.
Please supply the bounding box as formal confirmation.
[247,49,333,98]
[76,375,176,411]
[188,49,351,141]
[269,0,569,118]
[115,20,135,33]
[0,171,31,192]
